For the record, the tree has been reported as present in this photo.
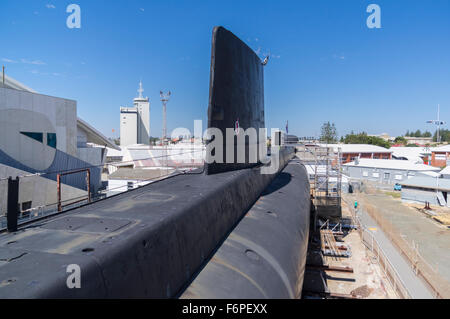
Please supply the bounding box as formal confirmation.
[320,122,338,143]
[405,130,432,138]
[433,130,450,143]
[149,137,159,146]
[394,136,407,145]
[342,132,391,148]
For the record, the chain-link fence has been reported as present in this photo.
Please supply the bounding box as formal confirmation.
[343,198,411,298]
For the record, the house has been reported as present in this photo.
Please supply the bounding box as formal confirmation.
[391,147,431,164]
[319,144,393,164]
[342,159,440,185]
[400,176,450,207]
[430,145,450,167]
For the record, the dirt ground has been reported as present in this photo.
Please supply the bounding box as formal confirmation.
[323,200,398,299]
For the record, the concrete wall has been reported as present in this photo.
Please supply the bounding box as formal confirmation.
[401,187,446,206]
[120,108,137,147]
[135,99,150,145]
[0,88,77,167]
[76,147,104,168]
[77,126,88,148]
[0,87,102,212]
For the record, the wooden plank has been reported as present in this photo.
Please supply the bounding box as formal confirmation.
[306,264,354,273]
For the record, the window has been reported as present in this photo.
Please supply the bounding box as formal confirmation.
[372,173,379,178]
[384,173,390,179]
[47,133,57,149]
[20,132,43,143]
[21,201,32,213]
[363,171,368,177]
[395,175,403,180]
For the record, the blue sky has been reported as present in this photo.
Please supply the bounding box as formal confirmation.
[1,0,449,139]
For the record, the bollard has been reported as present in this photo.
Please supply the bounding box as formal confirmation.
[7,177,19,232]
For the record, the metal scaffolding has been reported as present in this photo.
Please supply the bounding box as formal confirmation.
[297,145,342,220]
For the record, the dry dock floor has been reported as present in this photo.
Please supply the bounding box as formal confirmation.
[325,201,397,299]
[303,200,397,299]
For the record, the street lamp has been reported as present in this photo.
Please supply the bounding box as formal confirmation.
[426,104,446,143]
[160,91,171,144]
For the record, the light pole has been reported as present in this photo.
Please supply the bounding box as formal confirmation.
[160,91,171,174]
[160,91,171,145]
[427,104,445,143]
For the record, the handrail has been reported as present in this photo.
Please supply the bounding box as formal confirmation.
[57,168,91,212]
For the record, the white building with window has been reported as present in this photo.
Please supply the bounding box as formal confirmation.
[120,81,150,147]
[342,159,440,185]
[400,177,450,207]
[391,147,431,164]
[0,74,120,216]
